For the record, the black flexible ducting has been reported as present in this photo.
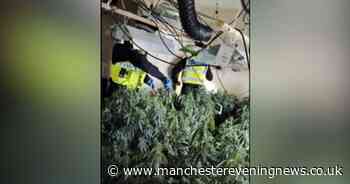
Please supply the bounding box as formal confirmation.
[177,0,213,42]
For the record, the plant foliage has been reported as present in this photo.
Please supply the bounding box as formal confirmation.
[102,88,249,184]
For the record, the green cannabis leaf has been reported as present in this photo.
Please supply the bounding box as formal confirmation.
[102,88,249,184]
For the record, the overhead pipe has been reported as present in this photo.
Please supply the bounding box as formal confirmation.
[177,0,213,42]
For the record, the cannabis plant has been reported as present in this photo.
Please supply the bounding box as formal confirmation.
[102,88,249,184]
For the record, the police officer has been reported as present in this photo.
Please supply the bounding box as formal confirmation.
[180,59,209,94]
[171,57,211,95]
[102,41,173,97]
[112,41,172,90]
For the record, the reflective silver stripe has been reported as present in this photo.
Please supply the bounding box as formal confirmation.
[183,68,207,74]
[182,77,203,84]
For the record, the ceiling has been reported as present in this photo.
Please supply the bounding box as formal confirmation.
[197,0,242,22]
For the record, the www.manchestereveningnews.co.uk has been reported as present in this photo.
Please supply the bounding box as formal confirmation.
[107,165,343,179]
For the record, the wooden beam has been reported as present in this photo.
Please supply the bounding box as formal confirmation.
[102,3,157,28]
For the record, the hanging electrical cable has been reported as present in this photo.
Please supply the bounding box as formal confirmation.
[137,0,186,48]
[105,0,249,95]
[112,16,177,65]
[234,28,250,70]
[107,1,225,69]
[150,19,184,59]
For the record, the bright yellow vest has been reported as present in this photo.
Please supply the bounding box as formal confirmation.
[182,65,207,85]
[111,64,146,90]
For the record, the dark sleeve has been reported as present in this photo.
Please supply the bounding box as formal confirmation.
[171,58,187,84]
[130,53,167,82]
[112,42,167,82]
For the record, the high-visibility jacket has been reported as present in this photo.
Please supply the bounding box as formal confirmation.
[181,60,208,85]
[111,64,146,90]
